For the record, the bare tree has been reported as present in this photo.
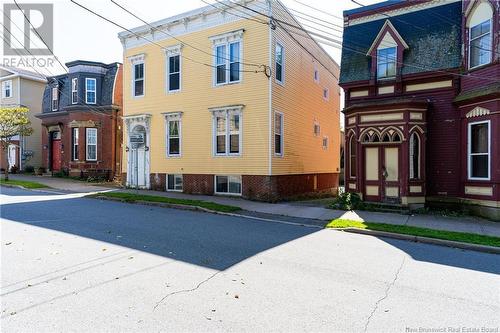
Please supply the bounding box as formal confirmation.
[0,107,33,181]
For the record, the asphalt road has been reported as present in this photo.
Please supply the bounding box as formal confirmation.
[1,186,499,332]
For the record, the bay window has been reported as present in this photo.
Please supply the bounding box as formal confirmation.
[468,121,490,180]
[409,133,420,179]
[86,128,97,161]
[72,128,79,161]
[349,136,356,178]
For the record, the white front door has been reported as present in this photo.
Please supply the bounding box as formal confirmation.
[130,147,147,188]
[8,145,17,170]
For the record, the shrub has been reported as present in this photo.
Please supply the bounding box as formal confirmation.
[9,165,19,174]
[331,192,363,211]
[36,167,46,175]
[24,165,35,173]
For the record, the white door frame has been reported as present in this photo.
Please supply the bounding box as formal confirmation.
[124,114,151,189]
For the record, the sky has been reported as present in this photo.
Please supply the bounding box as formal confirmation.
[2,0,380,76]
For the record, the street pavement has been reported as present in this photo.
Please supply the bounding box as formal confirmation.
[1,186,499,332]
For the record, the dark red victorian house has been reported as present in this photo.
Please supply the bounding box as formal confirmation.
[340,0,499,220]
[37,61,123,180]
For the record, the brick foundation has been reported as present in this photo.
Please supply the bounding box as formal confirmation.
[150,173,166,191]
[183,174,214,195]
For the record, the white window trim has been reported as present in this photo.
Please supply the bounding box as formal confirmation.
[166,174,183,192]
[467,120,491,181]
[213,40,243,86]
[210,105,243,157]
[86,128,98,162]
[85,78,97,105]
[2,80,12,98]
[322,136,329,150]
[377,46,397,79]
[132,62,145,98]
[72,127,79,161]
[166,45,182,93]
[71,78,78,104]
[51,87,58,111]
[274,111,284,157]
[275,42,285,85]
[468,18,492,70]
[214,175,242,196]
[164,112,182,158]
[409,132,420,180]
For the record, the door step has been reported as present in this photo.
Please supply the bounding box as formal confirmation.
[363,202,410,214]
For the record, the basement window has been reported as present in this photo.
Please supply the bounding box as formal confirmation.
[215,175,242,195]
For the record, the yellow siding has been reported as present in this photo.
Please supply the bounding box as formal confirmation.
[270,2,341,175]
[20,78,45,168]
[122,19,270,175]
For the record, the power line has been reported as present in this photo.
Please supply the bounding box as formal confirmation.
[292,0,344,21]
[111,0,264,68]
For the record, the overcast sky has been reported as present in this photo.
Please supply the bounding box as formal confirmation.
[3,0,380,76]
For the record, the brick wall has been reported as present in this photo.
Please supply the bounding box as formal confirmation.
[183,174,214,195]
[150,173,166,191]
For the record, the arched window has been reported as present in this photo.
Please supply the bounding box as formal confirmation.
[467,2,493,68]
[372,133,380,142]
[362,133,370,143]
[409,133,420,179]
[349,136,357,178]
[393,133,401,142]
[382,133,391,142]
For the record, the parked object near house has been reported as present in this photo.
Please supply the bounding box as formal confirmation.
[340,0,499,220]
[36,61,123,180]
[118,0,341,201]
[0,66,46,172]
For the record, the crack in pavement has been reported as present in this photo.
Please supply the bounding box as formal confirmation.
[363,255,406,332]
[153,271,221,311]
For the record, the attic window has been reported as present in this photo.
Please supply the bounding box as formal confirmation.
[469,20,491,68]
[377,47,396,79]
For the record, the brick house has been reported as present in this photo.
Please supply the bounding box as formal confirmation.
[340,0,499,220]
[36,60,123,180]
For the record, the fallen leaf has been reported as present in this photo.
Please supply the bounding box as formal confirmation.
[62,277,67,281]
[128,256,134,260]
[102,248,107,251]
[234,295,239,299]
[10,312,16,316]
[5,242,12,245]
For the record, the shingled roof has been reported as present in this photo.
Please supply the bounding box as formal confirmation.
[340,1,462,84]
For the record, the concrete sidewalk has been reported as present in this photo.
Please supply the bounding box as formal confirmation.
[5,174,500,237]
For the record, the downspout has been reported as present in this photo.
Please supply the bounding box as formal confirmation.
[267,0,273,177]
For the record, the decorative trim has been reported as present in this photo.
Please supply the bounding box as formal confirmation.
[360,112,404,123]
[366,20,409,56]
[405,80,453,92]
[465,186,493,196]
[208,104,244,114]
[209,29,244,45]
[348,117,356,125]
[409,112,423,120]
[466,106,490,118]
[164,44,182,56]
[128,53,146,64]
[410,185,422,193]
[378,85,395,95]
[350,89,369,98]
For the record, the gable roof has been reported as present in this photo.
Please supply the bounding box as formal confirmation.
[340,1,462,84]
[366,20,409,55]
[0,65,47,83]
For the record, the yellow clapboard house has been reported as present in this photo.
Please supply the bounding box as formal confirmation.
[119,0,340,201]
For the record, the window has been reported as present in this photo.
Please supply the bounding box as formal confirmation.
[72,128,79,161]
[314,122,321,136]
[215,175,242,195]
[469,20,491,68]
[274,112,283,156]
[377,47,396,79]
[51,87,58,111]
[468,121,490,180]
[86,128,97,161]
[167,174,183,191]
[409,133,420,179]
[168,54,181,92]
[2,80,12,98]
[323,88,329,101]
[314,69,319,83]
[167,118,181,156]
[85,78,96,104]
[215,41,240,85]
[213,110,241,156]
[349,136,356,178]
[275,43,284,84]
[322,136,329,150]
[71,78,78,104]
[133,63,144,96]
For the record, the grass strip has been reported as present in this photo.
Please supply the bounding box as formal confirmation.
[0,178,50,189]
[92,192,241,213]
[326,219,500,248]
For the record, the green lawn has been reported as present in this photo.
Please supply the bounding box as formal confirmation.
[326,219,500,248]
[92,192,241,213]
[0,178,50,189]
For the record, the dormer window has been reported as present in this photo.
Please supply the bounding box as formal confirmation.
[71,78,78,104]
[377,47,396,79]
[85,78,96,104]
[51,87,58,111]
[469,20,491,68]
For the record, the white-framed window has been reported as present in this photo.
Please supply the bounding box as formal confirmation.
[86,128,97,161]
[72,127,79,161]
[275,42,284,84]
[322,136,329,150]
[51,87,58,111]
[469,19,492,69]
[468,120,490,180]
[2,80,12,98]
[314,122,321,136]
[85,78,96,104]
[274,112,283,156]
[214,41,241,85]
[213,109,241,156]
[167,54,181,92]
[71,78,78,104]
[167,174,183,192]
[409,132,420,179]
[166,117,181,157]
[133,62,145,97]
[323,88,329,101]
[215,175,242,195]
[377,47,396,79]
[349,135,356,178]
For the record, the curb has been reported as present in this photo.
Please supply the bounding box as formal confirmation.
[90,195,322,229]
[333,227,500,254]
